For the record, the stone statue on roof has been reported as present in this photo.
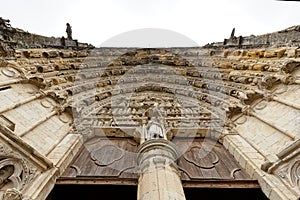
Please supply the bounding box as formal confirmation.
[66,23,72,40]
[230,28,235,38]
[0,17,11,28]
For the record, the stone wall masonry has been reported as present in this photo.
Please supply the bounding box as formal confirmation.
[47,134,82,176]
[273,84,300,110]
[206,25,300,49]
[223,135,299,200]
[0,55,82,199]
[230,81,300,199]
[21,114,73,155]
[234,115,294,162]
[252,100,300,140]
[0,22,93,51]
[242,29,300,47]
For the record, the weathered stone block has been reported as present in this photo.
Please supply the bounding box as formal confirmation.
[286,48,297,58]
[264,49,277,58]
[247,50,264,58]
[277,48,286,58]
[218,62,232,69]
[253,63,268,71]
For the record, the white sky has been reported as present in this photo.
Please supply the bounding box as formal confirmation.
[1,0,300,47]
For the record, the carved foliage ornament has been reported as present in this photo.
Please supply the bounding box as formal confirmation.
[289,160,300,188]
[0,143,37,193]
[0,158,23,190]
[276,156,300,193]
[3,188,22,200]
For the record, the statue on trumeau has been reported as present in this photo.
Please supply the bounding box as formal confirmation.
[143,103,167,141]
[146,116,165,140]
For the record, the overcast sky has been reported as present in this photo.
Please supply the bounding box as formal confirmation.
[1,0,300,47]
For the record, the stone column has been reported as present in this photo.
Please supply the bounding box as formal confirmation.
[137,139,186,200]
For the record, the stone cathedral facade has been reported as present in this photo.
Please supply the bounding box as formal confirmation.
[0,19,299,200]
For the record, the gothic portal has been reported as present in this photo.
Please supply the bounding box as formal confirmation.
[0,20,299,200]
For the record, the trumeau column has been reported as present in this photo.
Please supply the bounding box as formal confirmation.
[136,139,186,200]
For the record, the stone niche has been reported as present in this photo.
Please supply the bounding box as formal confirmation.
[0,125,50,200]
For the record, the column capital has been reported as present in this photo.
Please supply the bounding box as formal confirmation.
[137,139,178,168]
